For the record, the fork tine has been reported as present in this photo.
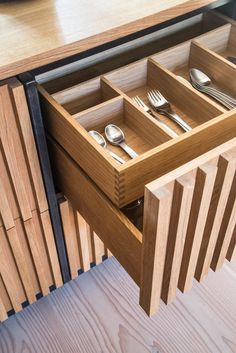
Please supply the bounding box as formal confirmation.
[154,89,165,100]
[150,90,158,103]
[136,96,145,107]
[147,92,155,106]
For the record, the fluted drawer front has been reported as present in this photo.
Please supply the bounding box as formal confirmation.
[48,136,236,317]
[141,138,236,315]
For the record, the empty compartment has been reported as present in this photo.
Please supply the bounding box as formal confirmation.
[52,77,119,115]
[151,40,236,102]
[74,96,170,162]
[38,11,228,94]
[195,23,236,60]
[104,59,224,135]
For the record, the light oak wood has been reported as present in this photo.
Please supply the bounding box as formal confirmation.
[195,150,236,281]
[40,11,227,92]
[48,134,236,316]
[179,163,218,292]
[161,174,195,304]
[141,137,236,315]
[0,84,34,221]
[40,55,232,206]
[140,183,173,315]
[9,78,48,213]
[48,137,142,286]
[152,39,236,104]
[1,258,236,353]
[195,23,236,60]
[0,0,223,79]
[0,226,26,313]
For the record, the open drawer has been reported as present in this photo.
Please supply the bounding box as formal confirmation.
[38,10,236,208]
[48,134,236,316]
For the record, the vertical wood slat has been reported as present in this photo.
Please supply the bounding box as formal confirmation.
[227,224,236,261]
[140,184,173,316]
[178,164,218,293]
[59,199,81,279]
[9,79,48,213]
[59,197,108,278]
[0,275,8,322]
[0,274,12,313]
[211,171,236,271]
[141,139,236,316]
[0,227,25,312]
[0,84,34,221]
[161,174,195,304]
[0,79,62,321]
[195,150,236,281]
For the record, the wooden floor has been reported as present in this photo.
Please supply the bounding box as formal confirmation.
[0,257,236,353]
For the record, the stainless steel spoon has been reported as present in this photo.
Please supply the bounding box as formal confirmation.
[105,124,138,159]
[177,75,234,110]
[190,68,236,106]
[88,130,125,164]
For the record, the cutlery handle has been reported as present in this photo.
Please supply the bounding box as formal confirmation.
[150,112,179,137]
[119,142,138,159]
[198,88,234,109]
[166,112,192,132]
[107,150,125,164]
[206,87,236,105]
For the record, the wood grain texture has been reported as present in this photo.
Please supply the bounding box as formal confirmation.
[143,137,236,315]
[0,257,236,353]
[41,60,236,207]
[0,0,223,79]
[48,137,142,285]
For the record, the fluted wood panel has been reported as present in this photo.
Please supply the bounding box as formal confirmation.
[59,198,110,279]
[141,139,236,315]
[0,79,62,322]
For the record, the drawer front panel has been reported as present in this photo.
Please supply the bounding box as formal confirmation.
[141,138,236,315]
[48,136,236,317]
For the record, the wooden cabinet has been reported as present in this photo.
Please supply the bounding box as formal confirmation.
[59,197,112,279]
[38,10,236,316]
[0,79,62,321]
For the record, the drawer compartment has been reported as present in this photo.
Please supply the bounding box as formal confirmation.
[48,136,236,316]
[38,11,236,207]
[39,56,232,207]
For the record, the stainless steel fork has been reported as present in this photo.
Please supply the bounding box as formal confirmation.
[132,96,178,137]
[147,90,192,132]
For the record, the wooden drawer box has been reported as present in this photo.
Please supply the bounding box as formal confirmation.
[48,135,236,316]
[38,11,236,208]
[37,10,236,316]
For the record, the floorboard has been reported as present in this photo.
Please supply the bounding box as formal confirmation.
[0,257,236,353]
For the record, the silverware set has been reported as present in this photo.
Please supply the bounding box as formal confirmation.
[90,67,235,164]
[89,124,138,164]
[133,90,191,133]
[189,68,236,110]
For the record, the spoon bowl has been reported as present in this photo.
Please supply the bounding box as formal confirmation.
[105,124,138,159]
[190,68,211,86]
[88,130,125,164]
[88,130,106,148]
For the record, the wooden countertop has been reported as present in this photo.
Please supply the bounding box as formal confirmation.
[0,0,225,79]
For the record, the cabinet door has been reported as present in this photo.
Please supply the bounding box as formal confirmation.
[0,79,62,321]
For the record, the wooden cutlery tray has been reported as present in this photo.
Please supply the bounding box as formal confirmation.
[38,10,236,315]
[38,12,236,208]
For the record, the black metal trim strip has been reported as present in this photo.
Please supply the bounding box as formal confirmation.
[18,72,70,284]
[29,0,233,77]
